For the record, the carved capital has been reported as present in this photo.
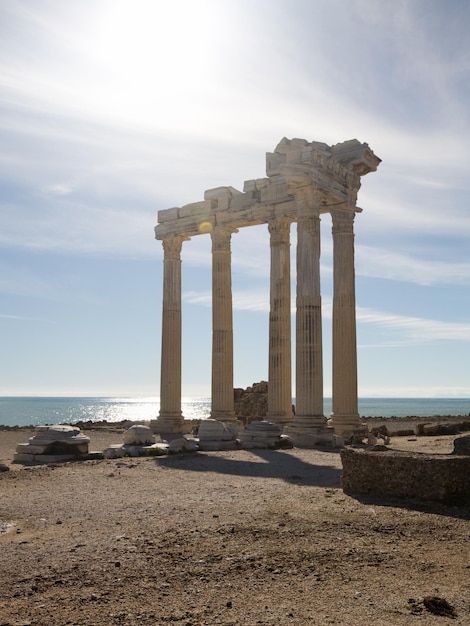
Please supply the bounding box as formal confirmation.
[268,216,293,245]
[211,226,238,252]
[162,236,187,259]
[331,209,356,235]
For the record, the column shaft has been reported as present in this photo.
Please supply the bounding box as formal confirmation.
[267,217,293,425]
[330,208,362,437]
[210,226,237,422]
[158,236,186,426]
[295,193,325,423]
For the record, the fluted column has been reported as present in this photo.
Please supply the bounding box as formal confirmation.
[210,226,237,423]
[284,188,335,446]
[267,217,294,425]
[156,235,187,432]
[294,190,326,423]
[330,208,363,437]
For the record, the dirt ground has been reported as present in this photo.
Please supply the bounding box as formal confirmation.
[0,427,469,625]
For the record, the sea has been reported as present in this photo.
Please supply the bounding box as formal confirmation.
[0,396,469,428]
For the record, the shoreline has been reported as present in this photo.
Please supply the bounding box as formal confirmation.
[1,413,470,432]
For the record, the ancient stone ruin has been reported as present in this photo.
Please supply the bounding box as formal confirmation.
[103,424,169,458]
[341,436,470,506]
[152,137,381,446]
[14,425,92,464]
[234,381,268,424]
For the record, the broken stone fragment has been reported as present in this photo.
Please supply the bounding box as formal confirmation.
[122,425,155,446]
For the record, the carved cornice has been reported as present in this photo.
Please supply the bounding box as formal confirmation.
[154,138,380,239]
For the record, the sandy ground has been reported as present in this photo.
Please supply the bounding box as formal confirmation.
[0,425,469,625]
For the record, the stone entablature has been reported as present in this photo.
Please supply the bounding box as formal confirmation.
[154,138,380,240]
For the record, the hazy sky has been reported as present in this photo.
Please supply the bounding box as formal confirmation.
[1,0,470,398]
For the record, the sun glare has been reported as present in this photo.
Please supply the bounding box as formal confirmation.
[88,0,222,125]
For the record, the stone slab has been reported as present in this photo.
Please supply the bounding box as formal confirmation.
[13,453,78,464]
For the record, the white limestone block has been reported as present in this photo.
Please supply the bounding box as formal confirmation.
[123,425,155,446]
[15,443,49,455]
[31,425,90,445]
[245,421,282,434]
[168,438,199,453]
[198,419,236,441]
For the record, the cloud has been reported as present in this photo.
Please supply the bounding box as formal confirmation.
[0,313,46,322]
[357,305,470,344]
[184,289,270,313]
[356,245,470,286]
[184,286,470,345]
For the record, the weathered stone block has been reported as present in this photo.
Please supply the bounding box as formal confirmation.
[341,448,470,506]
[453,435,470,455]
[123,425,155,446]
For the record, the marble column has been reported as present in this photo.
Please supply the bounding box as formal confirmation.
[284,190,335,446]
[267,217,294,425]
[154,235,188,434]
[210,226,238,423]
[329,208,364,438]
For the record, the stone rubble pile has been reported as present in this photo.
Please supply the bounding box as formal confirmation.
[13,425,92,464]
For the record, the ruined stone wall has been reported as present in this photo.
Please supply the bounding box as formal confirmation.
[341,447,470,506]
[234,382,268,424]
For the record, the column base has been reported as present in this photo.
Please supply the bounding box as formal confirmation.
[266,411,294,427]
[329,413,368,443]
[210,411,239,424]
[150,416,193,438]
[284,416,342,448]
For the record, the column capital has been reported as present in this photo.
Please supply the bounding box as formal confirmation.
[331,208,356,235]
[211,225,238,252]
[162,235,189,259]
[268,216,293,245]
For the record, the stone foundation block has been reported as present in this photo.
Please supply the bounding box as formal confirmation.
[453,435,470,455]
[341,447,470,506]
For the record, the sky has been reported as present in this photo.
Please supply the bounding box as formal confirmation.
[1,0,470,399]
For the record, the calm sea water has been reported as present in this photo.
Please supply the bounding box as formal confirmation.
[0,396,469,428]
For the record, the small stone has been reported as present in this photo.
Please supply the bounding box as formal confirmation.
[423,596,457,617]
